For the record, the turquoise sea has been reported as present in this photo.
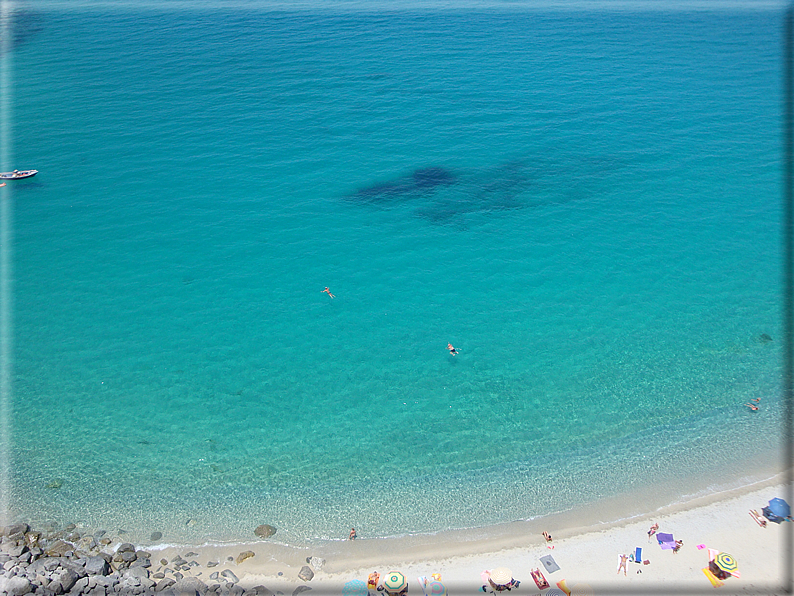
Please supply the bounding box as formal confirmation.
[2,0,788,546]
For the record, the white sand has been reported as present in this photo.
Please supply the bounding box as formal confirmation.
[149,473,793,595]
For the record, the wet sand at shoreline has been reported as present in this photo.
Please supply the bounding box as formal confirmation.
[138,469,791,595]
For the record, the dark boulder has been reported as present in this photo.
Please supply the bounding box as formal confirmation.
[85,556,110,575]
[297,566,314,582]
[253,525,276,539]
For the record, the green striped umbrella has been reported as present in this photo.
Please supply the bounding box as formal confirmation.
[714,552,738,574]
[384,571,407,593]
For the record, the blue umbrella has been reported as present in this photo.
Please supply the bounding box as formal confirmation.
[768,498,791,519]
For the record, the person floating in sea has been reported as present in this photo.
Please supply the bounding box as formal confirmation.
[751,397,761,403]
[744,402,759,411]
[0,183,5,188]
[322,287,335,299]
[447,343,458,356]
[349,527,357,540]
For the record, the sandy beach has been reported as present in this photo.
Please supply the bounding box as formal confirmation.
[136,472,792,596]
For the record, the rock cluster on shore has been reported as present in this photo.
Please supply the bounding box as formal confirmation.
[0,523,298,596]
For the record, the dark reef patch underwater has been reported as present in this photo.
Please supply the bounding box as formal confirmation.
[344,154,630,225]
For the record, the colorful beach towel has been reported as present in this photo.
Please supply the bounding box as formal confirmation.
[702,567,724,588]
[657,532,676,550]
[530,569,549,590]
[556,579,571,596]
[540,554,561,573]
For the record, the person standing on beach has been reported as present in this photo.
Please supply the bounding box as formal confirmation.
[647,523,658,541]
[618,554,628,576]
[349,527,357,540]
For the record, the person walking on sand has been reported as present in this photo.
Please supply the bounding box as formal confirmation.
[618,554,628,576]
[349,527,357,540]
[322,287,335,299]
[447,343,458,356]
[647,522,659,541]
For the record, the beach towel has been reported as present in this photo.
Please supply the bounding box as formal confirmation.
[540,554,561,573]
[530,569,549,590]
[544,590,567,596]
[556,579,571,596]
[702,567,724,588]
[634,547,642,563]
[657,533,676,550]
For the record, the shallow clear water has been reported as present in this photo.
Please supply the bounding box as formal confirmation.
[4,2,786,545]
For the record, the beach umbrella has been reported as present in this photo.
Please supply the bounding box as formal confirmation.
[384,572,407,593]
[768,497,791,518]
[489,568,512,586]
[343,580,369,596]
[425,581,446,596]
[714,552,738,574]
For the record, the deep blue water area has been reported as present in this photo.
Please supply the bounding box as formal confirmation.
[4,3,786,544]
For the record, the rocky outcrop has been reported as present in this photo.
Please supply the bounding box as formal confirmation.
[297,566,314,581]
[0,522,274,595]
[235,551,254,565]
[253,525,276,539]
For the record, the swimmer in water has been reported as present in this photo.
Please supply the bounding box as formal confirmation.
[744,402,759,411]
[447,343,458,356]
[322,287,335,299]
